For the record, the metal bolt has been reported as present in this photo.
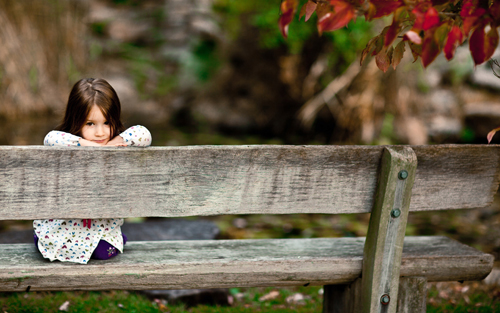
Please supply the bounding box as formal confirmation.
[380,294,390,305]
[391,208,401,218]
[398,170,408,180]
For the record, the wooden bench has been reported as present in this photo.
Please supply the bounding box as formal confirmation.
[0,145,497,312]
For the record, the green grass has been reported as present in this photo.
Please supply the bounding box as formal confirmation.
[427,282,500,313]
[0,290,160,313]
[1,282,499,312]
[0,286,323,312]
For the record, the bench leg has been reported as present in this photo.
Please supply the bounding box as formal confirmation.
[396,277,427,313]
[322,278,362,313]
[322,277,426,313]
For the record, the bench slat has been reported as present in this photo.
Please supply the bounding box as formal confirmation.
[0,236,492,291]
[0,145,499,219]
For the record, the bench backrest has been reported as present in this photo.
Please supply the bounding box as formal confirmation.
[1,145,499,220]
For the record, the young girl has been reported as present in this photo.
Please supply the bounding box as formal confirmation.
[34,78,152,264]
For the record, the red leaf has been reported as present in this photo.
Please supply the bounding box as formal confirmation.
[409,41,422,62]
[491,1,500,23]
[423,7,440,30]
[317,1,355,34]
[444,26,464,60]
[487,126,500,143]
[421,28,441,67]
[375,47,391,72]
[368,0,403,19]
[361,36,379,64]
[435,23,451,50]
[462,17,478,36]
[460,0,488,35]
[392,40,406,69]
[485,26,500,61]
[393,6,408,23]
[299,0,317,22]
[470,24,487,65]
[365,2,377,21]
[412,7,426,31]
[372,26,390,56]
[385,18,401,47]
[315,2,331,20]
[460,0,475,18]
[279,0,298,38]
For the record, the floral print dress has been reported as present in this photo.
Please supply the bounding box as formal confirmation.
[34,125,152,264]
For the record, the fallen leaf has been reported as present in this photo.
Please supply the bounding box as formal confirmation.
[259,290,280,301]
[285,293,305,304]
[438,290,449,299]
[58,301,70,312]
[154,298,168,311]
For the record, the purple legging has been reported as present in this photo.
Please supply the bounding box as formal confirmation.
[34,233,127,260]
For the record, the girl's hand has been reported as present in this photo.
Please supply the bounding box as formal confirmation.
[106,136,127,147]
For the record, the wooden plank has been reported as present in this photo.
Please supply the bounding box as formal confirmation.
[396,277,426,313]
[323,277,426,313]
[323,279,362,313]
[0,145,499,219]
[361,147,417,313]
[0,236,492,291]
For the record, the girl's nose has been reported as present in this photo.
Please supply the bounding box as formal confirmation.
[95,125,104,136]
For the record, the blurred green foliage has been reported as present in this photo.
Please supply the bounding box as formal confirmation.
[90,22,107,37]
[180,39,221,85]
[29,66,38,94]
[460,127,475,143]
[116,43,177,98]
[214,0,373,75]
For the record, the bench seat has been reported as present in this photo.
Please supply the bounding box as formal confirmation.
[0,236,492,292]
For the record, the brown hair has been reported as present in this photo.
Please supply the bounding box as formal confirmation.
[57,78,125,138]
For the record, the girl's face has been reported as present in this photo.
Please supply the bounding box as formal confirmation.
[81,105,111,145]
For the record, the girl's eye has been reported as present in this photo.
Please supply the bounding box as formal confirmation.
[86,122,94,126]
[104,121,109,125]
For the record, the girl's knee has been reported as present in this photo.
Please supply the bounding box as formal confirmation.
[91,234,126,260]
[91,241,118,260]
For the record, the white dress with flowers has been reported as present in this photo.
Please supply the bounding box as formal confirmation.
[34,125,152,264]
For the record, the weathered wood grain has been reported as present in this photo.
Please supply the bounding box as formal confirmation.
[396,277,426,313]
[0,145,498,219]
[323,279,362,313]
[361,147,417,313]
[0,236,492,291]
[323,277,426,313]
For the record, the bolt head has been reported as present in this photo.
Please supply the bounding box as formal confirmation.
[398,170,408,180]
[391,208,401,218]
[380,294,390,305]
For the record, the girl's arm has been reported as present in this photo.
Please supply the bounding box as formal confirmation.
[44,131,82,147]
[44,131,103,147]
[107,125,152,147]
